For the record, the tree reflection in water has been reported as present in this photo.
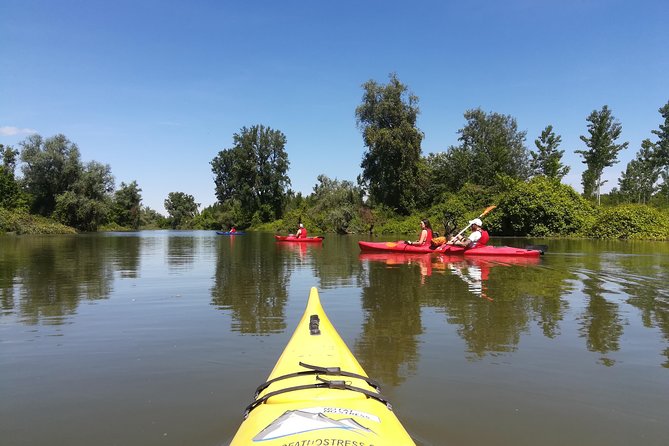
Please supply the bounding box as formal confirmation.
[211,235,289,335]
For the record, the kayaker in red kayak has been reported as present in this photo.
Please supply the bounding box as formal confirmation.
[408,219,433,246]
[295,223,307,238]
[449,218,489,248]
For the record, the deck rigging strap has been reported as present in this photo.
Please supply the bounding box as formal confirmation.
[244,376,392,418]
[253,361,381,397]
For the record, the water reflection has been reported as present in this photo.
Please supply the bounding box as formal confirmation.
[210,234,289,334]
[167,233,198,272]
[1,234,667,369]
[436,255,542,301]
[0,235,134,325]
[357,253,424,385]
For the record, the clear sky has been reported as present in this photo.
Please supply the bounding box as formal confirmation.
[2,0,668,214]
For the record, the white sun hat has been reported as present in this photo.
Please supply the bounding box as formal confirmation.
[469,218,483,226]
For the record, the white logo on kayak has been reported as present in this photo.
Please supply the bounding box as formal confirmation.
[301,407,380,423]
[253,409,375,441]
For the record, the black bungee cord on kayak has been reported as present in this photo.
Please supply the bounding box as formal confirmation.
[244,372,393,418]
[253,361,381,398]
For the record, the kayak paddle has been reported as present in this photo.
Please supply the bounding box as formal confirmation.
[448,205,497,244]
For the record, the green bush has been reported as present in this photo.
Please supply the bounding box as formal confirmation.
[0,208,76,235]
[496,177,594,236]
[587,204,669,239]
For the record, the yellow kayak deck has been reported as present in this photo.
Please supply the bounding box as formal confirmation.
[229,287,416,445]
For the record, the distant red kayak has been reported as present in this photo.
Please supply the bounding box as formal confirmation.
[275,235,324,243]
[358,241,542,257]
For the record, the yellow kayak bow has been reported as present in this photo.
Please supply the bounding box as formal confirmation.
[229,287,416,445]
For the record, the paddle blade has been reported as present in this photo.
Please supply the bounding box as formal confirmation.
[480,205,497,217]
[525,244,548,254]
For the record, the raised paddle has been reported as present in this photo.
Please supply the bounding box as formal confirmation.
[448,205,497,244]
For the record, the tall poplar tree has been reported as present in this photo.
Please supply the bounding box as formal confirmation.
[651,101,669,201]
[652,100,669,167]
[576,106,628,205]
[530,125,570,180]
[356,73,423,214]
[618,139,661,203]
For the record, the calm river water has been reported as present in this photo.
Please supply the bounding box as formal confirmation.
[1,231,668,446]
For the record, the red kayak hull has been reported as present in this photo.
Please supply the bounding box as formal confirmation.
[358,240,450,253]
[275,235,324,243]
[358,241,541,257]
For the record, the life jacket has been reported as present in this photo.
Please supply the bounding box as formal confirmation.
[230,228,236,233]
[472,229,489,247]
[425,229,433,245]
[297,227,307,238]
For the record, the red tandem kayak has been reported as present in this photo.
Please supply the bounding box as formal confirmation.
[358,241,542,257]
[275,235,324,243]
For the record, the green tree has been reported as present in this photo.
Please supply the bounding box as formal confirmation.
[113,181,142,229]
[437,109,530,192]
[650,100,669,204]
[356,73,424,214]
[652,100,669,167]
[1,143,19,172]
[164,192,199,229]
[576,106,629,205]
[0,144,21,209]
[530,125,570,180]
[618,139,661,203]
[309,174,364,234]
[19,134,83,216]
[52,161,114,231]
[460,109,530,186]
[425,146,471,194]
[140,206,168,229]
[211,125,291,224]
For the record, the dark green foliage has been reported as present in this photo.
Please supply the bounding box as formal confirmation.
[576,106,629,204]
[458,109,531,186]
[652,100,669,167]
[164,192,199,229]
[140,206,169,229]
[0,166,21,209]
[497,177,594,236]
[618,139,661,203]
[19,134,83,216]
[52,161,114,231]
[211,125,291,225]
[309,175,364,234]
[356,73,424,215]
[0,144,22,209]
[587,204,669,239]
[53,191,110,232]
[0,207,76,234]
[113,181,142,230]
[434,109,531,194]
[530,125,570,180]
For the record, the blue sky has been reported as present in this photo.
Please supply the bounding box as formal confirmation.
[2,0,668,213]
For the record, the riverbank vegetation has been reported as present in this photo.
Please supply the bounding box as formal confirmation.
[2,74,668,239]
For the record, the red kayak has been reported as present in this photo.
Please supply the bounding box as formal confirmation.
[275,235,324,243]
[358,240,447,253]
[358,241,542,257]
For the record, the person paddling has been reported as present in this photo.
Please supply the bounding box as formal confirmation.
[449,218,489,248]
[295,223,307,239]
